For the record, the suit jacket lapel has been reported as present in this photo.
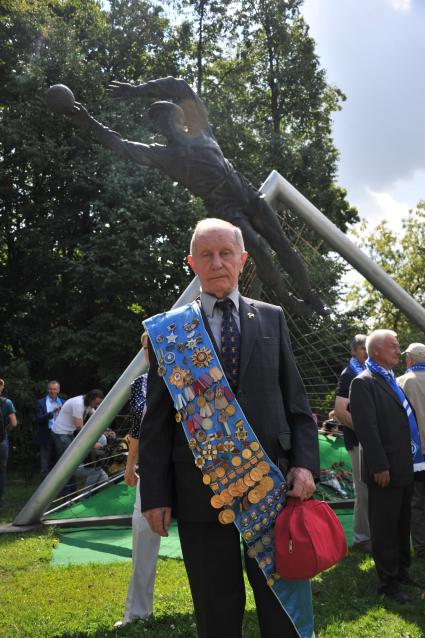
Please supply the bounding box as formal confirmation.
[239,297,259,383]
[372,372,403,407]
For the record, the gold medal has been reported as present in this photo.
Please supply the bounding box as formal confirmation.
[260,476,274,492]
[202,473,212,485]
[215,466,226,478]
[241,448,252,460]
[210,494,224,509]
[231,456,242,467]
[220,508,235,524]
[257,461,270,474]
[243,474,255,487]
[247,488,261,504]
[236,478,249,493]
[249,467,263,482]
[228,483,241,498]
[192,347,213,368]
[220,489,233,505]
[250,441,260,452]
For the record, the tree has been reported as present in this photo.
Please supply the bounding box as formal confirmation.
[0,0,202,400]
[347,204,425,347]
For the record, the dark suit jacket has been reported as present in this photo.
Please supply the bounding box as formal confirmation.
[34,396,64,444]
[350,369,414,486]
[139,296,320,521]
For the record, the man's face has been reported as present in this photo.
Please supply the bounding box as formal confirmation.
[48,383,60,400]
[90,397,103,409]
[187,227,248,299]
[142,337,150,366]
[353,344,367,364]
[373,334,401,370]
[405,354,414,369]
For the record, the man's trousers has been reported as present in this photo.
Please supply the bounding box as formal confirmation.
[349,444,370,544]
[177,519,298,638]
[123,478,161,622]
[368,482,413,592]
[411,475,425,557]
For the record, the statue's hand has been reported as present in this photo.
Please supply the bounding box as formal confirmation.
[106,80,136,100]
[67,102,93,130]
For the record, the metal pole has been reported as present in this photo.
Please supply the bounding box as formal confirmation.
[13,276,200,526]
[261,170,425,333]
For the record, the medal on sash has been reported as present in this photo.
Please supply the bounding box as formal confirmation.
[144,301,314,638]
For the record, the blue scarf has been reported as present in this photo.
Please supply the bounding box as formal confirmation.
[348,356,366,377]
[407,363,425,373]
[366,358,425,472]
[144,301,314,638]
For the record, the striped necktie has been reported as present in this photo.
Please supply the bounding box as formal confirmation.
[216,298,240,385]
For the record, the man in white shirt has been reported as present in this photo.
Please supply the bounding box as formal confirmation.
[51,389,104,495]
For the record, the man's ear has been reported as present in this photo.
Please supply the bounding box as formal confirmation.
[187,255,196,273]
[240,251,248,272]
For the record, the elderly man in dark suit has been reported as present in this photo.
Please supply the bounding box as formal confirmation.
[350,329,418,604]
[34,380,64,479]
[139,218,319,638]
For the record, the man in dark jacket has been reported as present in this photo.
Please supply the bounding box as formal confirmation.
[350,329,419,603]
[139,218,319,638]
[34,380,64,478]
[334,334,370,551]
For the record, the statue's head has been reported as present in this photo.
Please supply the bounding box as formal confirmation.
[148,101,188,141]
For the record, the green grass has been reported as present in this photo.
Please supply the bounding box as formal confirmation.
[1,476,425,637]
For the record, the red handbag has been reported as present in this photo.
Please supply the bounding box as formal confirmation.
[275,497,347,580]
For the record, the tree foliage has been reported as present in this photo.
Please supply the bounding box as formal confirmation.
[0,0,357,458]
[347,203,425,346]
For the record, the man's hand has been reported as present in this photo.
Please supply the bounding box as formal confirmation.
[106,81,137,100]
[124,464,138,487]
[67,102,93,130]
[143,507,172,537]
[374,470,390,487]
[286,467,316,501]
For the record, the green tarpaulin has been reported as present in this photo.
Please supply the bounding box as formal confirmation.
[50,433,353,565]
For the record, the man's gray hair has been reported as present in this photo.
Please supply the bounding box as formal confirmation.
[190,218,245,255]
[366,329,397,355]
[351,334,367,350]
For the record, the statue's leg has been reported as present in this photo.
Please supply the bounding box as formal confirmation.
[233,216,316,317]
[244,196,326,309]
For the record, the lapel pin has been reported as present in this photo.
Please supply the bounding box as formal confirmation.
[247,312,255,319]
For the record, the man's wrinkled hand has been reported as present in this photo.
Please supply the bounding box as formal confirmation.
[106,81,136,100]
[143,507,172,536]
[374,470,390,487]
[124,465,138,487]
[286,467,316,501]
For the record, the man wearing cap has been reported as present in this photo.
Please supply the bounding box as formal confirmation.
[350,330,423,604]
[334,334,370,552]
[397,343,425,559]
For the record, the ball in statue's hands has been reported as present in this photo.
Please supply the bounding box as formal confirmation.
[46,84,75,114]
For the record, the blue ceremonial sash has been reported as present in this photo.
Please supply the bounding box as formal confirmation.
[144,301,314,638]
[348,356,366,377]
[366,358,425,472]
[408,363,425,373]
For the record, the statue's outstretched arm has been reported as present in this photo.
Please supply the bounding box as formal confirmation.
[107,76,209,135]
[67,102,158,167]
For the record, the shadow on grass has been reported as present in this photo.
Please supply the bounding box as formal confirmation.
[57,533,133,559]
[54,609,261,638]
[313,549,425,634]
